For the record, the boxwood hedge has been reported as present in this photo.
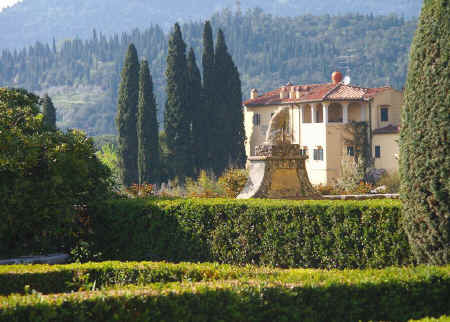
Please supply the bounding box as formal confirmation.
[86,198,411,268]
[1,264,449,322]
[0,261,278,295]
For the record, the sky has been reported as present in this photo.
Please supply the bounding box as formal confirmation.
[0,0,21,11]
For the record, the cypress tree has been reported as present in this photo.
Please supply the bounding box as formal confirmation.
[213,29,246,173]
[41,94,56,130]
[187,48,203,175]
[164,23,193,181]
[137,59,160,185]
[201,21,215,171]
[228,59,246,168]
[213,29,231,174]
[400,0,449,265]
[116,43,139,187]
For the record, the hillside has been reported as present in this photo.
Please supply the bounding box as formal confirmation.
[0,0,422,50]
[0,10,417,136]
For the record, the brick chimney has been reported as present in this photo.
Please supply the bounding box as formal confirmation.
[280,86,288,99]
[289,86,296,99]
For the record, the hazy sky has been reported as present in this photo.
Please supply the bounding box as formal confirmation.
[0,0,21,11]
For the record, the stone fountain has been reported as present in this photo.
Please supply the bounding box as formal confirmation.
[237,107,318,199]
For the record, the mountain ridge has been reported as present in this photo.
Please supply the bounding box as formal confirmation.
[0,0,422,49]
[0,10,416,136]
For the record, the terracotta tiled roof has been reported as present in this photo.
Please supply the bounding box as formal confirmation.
[326,84,368,100]
[243,82,395,107]
[373,124,400,134]
[243,88,283,106]
[301,83,337,101]
[364,86,392,99]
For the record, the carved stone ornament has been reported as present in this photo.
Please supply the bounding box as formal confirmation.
[238,107,318,200]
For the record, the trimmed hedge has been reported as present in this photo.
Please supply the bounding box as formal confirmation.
[411,317,450,322]
[0,261,278,295]
[1,265,449,322]
[2,261,447,296]
[87,198,412,268]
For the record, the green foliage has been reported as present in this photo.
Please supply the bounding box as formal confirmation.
[212,29,246,174]
[92,135,117,150]
[201,21,216,171]
[0,88,111,258]
[137,59,160,184]
[41,94,56,130]
[400,0,449,265]
[185,170,224,198]
[116,44,139,187]
[164,24,193,181]
[1,264,448,321]
[411,317,450,322]
[218,168,248,198]
[186,48,203,175]
[0,261,278,295]
[95,144,121,190]
[344,121,372,177]
[86,198,411,268]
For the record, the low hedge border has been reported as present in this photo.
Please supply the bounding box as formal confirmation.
[0,261,278,295]
[1,261,448,296]
[411,317,450,322]
[87,198,412,268]
[1,264,449,322]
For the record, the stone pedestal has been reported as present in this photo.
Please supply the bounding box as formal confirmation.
[237,144,318,199]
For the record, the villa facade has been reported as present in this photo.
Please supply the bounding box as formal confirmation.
[243,72,403,185]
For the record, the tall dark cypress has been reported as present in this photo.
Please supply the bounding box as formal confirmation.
[212,29,231,174]
[138,59,160,185]
[41,94,56,130]
[164,23,193,181]
[213,29,246,173]
[228,59,246,168]
[187,48,203,175]
[201,21,215,171]
[116,44,139,187]
[400,0,449,265]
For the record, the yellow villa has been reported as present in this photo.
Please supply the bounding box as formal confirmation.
[243,72,403,185]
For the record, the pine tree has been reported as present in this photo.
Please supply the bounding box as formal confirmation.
[116,44,140,187]
[164,23,193,181]
[400,0,449,265]
[137,59,160,185]
[41,94,57,130]
[201,21,215,171]
[187,48,203,175]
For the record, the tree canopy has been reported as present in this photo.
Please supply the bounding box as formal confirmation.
[0,87,111,257]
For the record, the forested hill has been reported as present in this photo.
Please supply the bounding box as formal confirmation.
[0,0,422,50]
[0,10,417,136]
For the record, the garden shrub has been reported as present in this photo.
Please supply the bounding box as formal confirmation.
[0,88,111,258]
[185,170,223,198]
[1,264,448,322]
[86,198,411,268]
[218,168,248,198]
